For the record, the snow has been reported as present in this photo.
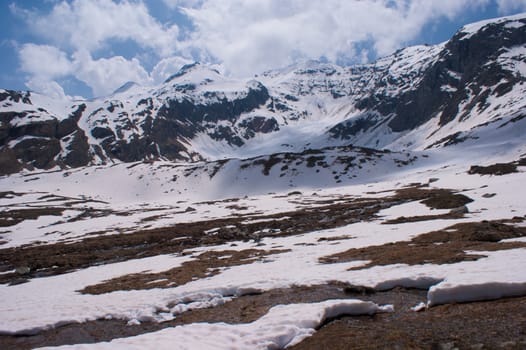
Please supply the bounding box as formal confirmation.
[0,139,525,350]
[411,302,427,312]
[36,300,392,350]
[459,12,526,40]
[1,147,526,338]
[427,249,526,306]
[0,253,194,335]
[498,45,526,76]
[440,85,458,93]
[378,200,451,221]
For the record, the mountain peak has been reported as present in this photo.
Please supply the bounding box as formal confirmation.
[112,81,140,95]
[458,12,526,39]
[163,62,223,84]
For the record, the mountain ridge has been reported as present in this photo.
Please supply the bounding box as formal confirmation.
[0,13,525,175]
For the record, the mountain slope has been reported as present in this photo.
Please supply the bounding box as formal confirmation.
[0,13,525,175]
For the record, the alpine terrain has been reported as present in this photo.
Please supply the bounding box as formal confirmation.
[1,13,526,349]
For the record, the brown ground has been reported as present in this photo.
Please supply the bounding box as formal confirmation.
[79,248,289,294]
[0,195,388,285]
[290,290,526,350]
[320,220,526,269]
[468,158,526,176]
[0,186,474,286]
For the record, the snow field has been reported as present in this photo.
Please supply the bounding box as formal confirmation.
[1,144,525,348]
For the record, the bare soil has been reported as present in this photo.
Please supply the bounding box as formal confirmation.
[320,220,526,268]
[290,292,526,350]
[79,248,289,294]
[468,163,518,176]
[0,208,65,227]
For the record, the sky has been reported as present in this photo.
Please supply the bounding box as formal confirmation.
[0,0,525,99]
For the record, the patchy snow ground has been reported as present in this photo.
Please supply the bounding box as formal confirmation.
[0,144,526,348]
[35,300,392,350]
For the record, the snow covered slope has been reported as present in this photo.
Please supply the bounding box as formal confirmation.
[0,13,525,175]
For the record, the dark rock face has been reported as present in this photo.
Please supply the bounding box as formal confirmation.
[61,131,90,168]
[0,148,23,174]
[333,16,526,137]
[0,102,92,174]
[0,90,31,104]
[91,127,115,139]
[328,114,379,140]
[152,81,270,151]
[12,138,61,169]
[240,116,279,139]
[394,19,525,131]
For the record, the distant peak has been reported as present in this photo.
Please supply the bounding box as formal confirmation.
[163,62,223,83]
[262,59,337,77]
[112,81,139,95]
[458,12,526,39]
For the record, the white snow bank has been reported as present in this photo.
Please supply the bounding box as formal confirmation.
[427,249,526,306]
[0,253,194,335]
[37,299,392,350]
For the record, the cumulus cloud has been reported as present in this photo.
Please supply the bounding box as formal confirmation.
[72,50,152,97]
[25,77,68,100]
[18,0,180,57]
[18,44,73,79]
[12,0,525,98]
[18,44,154,97]
[180,0,492,76]
[496,0,526,14]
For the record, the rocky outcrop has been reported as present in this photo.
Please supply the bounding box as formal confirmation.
[332,15,526,137]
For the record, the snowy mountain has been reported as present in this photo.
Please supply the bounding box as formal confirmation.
[0,13,525,175]
[2,14,526,350]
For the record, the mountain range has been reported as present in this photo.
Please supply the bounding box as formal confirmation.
[0,13,525,176]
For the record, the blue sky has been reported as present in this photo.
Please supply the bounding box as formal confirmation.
[1,0,525,99]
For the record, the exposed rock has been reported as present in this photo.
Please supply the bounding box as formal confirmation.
[13,137,61,169]
[61,130,90,168]
[0,148,23,175]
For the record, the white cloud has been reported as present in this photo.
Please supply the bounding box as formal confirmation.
[25,77,68,100]
[496,0,526,14]
[13,0,522,98]
[72,50,152,97]
[18,44,73,79]
[180,0,492,77]
[23,0,180,57]
[18,43,153,97]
